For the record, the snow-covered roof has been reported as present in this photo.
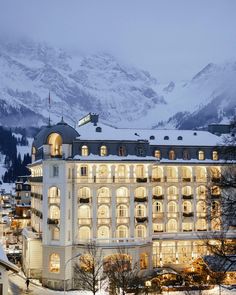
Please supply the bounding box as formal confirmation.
[76,122,221,147]
[0,245,19,272]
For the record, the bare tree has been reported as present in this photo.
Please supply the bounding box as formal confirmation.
[74,242,107,295]
[202,118,236,281]
[105,247,145,295]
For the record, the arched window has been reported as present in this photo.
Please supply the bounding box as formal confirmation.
[100,145,107,156]
[81,145,89,156]
[196,219,207,231]
[183,149,190,160]
[97,226,110,239]
[78,205,90,218]
[117,205,128,218]
[78,187,90,199]
[135,187,146,200]
[78,226,91,241]
[118,146,126,156]
[166,167,178,180]
[116,187,128,198]
[117,165,126,178]
[154,150,161,160]
[182,201,192,213]
[48,133,62,157]
[32,146,36,155]
[135,165,145,178]
[135,225,146,238]
[48,186,60,204]
[211,186,220,196]
[196,167,207,182]
[98,205,110,218]
[198,150,205,160]
[167,186,178,197]
[197,201,206,217]
[98,187,110,202]
[135,205,146,217]
[212,151,219,161]
[153,201,162,213]
[168,201,177,213]
[196,186,207,198]
[98,165,109,178]
[169,150,176,160]
[49,205,60,219]
[49,253,60,273]
[117,225,128,238]
[167,219,177,232]
[153,186,162,196]
[152,166,163,180]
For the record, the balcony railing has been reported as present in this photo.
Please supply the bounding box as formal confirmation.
[182,194,193,200]
[134,197,147,202]
[78,218,91,225]
[116,217,130,224]
[29,176,43,183]
[135,217,148,223]
[153,195,164,200]
[136,177,148,183]
[183,212,194,217]
[182,177,191,182]
[151,177,162,182]
[98,198,111,204]
[47,218,59,225]
[211,177,221,183]
[97,218,111,225]
[79,197,90,204]
[117,197,129,203]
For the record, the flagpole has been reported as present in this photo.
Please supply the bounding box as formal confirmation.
[48,91,51,126]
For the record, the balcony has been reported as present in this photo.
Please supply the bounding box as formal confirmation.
[78,218,91,225]
[135,217,148,223]
[182,194,193,200]
[153,195,163,200]
[153,213,164,219]
[151,177,162,182]
[98,198,111,204]
[97,218,111,225]
[79,197,90,204]
[183,212,194,217]
[182,177,191,182]
[29,176,43,183]
[47,218,59,225]
[117,197,129,203]
[134,197,147,202]
[136,177,147,183]
[116,217,129,224]
[211,177,221,183]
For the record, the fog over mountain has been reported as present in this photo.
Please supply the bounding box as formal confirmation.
[0,39,235,129]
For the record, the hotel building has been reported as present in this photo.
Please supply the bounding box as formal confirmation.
[23,113,235,290]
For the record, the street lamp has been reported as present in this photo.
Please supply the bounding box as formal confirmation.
[63,253,81,295]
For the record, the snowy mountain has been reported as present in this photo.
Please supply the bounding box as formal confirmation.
[0,38,235,129]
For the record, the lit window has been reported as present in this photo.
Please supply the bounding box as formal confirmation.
[80,166,88,176]
[136,165,145,178]
[154,150,161,159]
[117,225,128,238]
[52,228,60,241]
[198,150,205,160]
[78,205,90,218]
[97,226,110,239]
[136,225,146,238]
[154,201,162,212]
[196,219,207,231]
[100,145,107,156]
[117,165,126,178]
[212,151,218,161]
[182,222,192,231]
[49,253,60,273]
[167,219,177,232]
[78,226,90,241]
[169,150,176,160]
[98,205,110,218]
[52,165,59,177]
[118,146,126,156]
[32,146,36,155]
[182,201,192,213]
[135,205,146,217]
[49,205,60,219]
[168,201,177,213]
[117,205,128,217]
[81,145,89,156]
[48,133,62,157]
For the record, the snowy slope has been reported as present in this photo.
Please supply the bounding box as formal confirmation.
[0,38,235,129]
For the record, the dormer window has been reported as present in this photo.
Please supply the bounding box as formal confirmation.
[198,150,205,160]
[177,136,183,140]
[47,133,62,157]
[154,150,161,160]
[150,135,155,140]
[137,146,145,157]
[212,151,218,161]
[81,145,89,156]
[118,146,126,157]
[164,136,169,140]
[169,150,176,160]
[183,149,190,160]
[100,145,107,156]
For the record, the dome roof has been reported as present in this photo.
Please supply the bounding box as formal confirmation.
[32,119,79,149]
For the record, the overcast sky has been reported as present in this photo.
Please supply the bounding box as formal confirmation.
[1,0,236,82]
